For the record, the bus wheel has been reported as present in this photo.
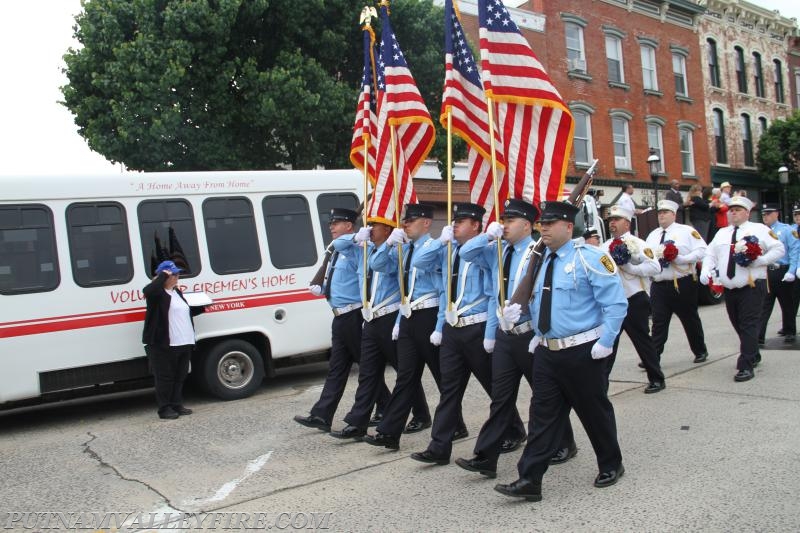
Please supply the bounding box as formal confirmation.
[202,340,265,400]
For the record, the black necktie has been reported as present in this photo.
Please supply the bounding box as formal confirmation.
[403,241,415,296]
[450,246,460,303]
[324,251,339,300]
[501,245,514,302]
[727,226,738,279]
[659,229,666,244]
[538,252,556,335]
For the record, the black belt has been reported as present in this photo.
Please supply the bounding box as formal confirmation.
[768,264,789,271]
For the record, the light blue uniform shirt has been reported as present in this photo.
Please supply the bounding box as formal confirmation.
[769,221,799,273]
[530,240,627,348]
[460,233,536,333]
[325,234,363,309]
[335,238,400,310]
[414,238,493,338]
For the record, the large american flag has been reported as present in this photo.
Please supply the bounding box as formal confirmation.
[349,27,378,185]
[441,0,506,226]
[367,5,435,226]
[478,0,573,207]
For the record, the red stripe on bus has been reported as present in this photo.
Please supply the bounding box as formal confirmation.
[0,292,323,338]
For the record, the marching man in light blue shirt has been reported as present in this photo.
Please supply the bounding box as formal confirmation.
[758,203,798,344]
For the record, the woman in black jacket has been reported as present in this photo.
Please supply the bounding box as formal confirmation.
[142,260,206,419]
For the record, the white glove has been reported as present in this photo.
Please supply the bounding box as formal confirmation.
[502,302,522,324]
[354,226,372,244]
[782,272,796,283]
[391,324,400,341]
[629,252,644,265]
[386,228,408,247]
[528,335,541,354]
[486,221,504,239]
[750,256,766,267]
[438,225,453,244]
[698,272,711,286]
[309,285,323,296]
[429,331,442,346]
[797,267,800,278]
[483,339,495,353]
[590,342,613,360]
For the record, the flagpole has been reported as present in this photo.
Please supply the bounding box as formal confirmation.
[390,124,407,306]
[486,97,505,308]
[446,109,453,312]
[359,10,377,311]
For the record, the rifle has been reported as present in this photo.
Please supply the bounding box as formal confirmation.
[308,196,370,289]
[509,159,599,307]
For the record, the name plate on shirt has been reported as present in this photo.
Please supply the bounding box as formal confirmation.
[182,291,213,307]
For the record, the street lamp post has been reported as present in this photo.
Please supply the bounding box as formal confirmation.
[647,148,661,206]
[778,165,789,223]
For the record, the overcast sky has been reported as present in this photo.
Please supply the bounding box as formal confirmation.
[1,0,798,177]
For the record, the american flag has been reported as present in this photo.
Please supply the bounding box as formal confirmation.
[349,26,378,185]
[367,4,435,226]
[478,0,573,207]
[441,0,507,226]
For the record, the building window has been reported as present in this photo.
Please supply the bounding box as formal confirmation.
[605,36,624,83]
[647,123,665,173]
[262,195,317,269]
[572,110,593,164]
[640,45,658,90]
[0,204,60,294]
[203,197,261,274]
[66,202,133,287]
[774,60,784,104]
[713,109,727,164]
[735,46,747,93]
[741,114,754,167]
[138,199,201,278]
[679,128,695,176]
[707,38,721,88]
[316,193,359,246]
[753,52,764,98]
[758,116,768,136]
[672,53,687,96]
[612,117,631,169]
[565,22,586,72]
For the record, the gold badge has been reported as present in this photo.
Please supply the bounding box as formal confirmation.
[793,230,799,239]
[691,230,701,239]
[769,230,778,239]
[600,255,615,273]
[644,248,654,259]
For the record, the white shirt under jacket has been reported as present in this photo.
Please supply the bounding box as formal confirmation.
[701,221,785,289]
[601,232,660,298]
[645,222,707,282]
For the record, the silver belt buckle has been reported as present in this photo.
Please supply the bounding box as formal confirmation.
[545,338,560,351]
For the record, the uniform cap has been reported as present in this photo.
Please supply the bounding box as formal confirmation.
[657,200,679,213]
[760,202,780,213]
[452,202,486,221]
[583,229,600,240]
[501,198,538,223]
[793,204,800,214]
[402,203,435,221]
[329,208,358,224]
[156,260,183,275]
[729,196,754,211]
[607,205,633,221]
[720,181,732,189]
[539,201,580,222]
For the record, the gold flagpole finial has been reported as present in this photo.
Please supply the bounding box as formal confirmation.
[360,6,377,26]
[378,0,391,13]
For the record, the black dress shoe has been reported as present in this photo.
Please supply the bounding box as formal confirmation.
[293,414,331,432]
[368,413,383,427]
[158,407,179,420]
[455,456,497,478]
[410,449,449,465]
[174,405,193,416]
[452,427,469,441]
[363,432,400,450]
[494,479,542,502]
[693,353,708,363]
[329,424,366,440]
[403,418,432,434]
[637,362,645,369]
[644,381,665,394]
[549,444,578,465]
[594,465,625,488]
[734,369,754,382]
[499,436,525,454]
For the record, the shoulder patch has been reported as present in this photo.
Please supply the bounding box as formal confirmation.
[644,248,654,259]
[422,239,433,248]
[691,230,701,239]
[793,230,799,239]
[600,255,616,273]
[769,230,778,239]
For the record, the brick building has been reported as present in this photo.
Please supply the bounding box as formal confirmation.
[789,35,800,110]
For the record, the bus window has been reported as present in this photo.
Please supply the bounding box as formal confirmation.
[66,202,133,287]
[202,197,261,274]
[0,204,60,294]
[138,199,201,278]
[316,193,359,245]
[263,195,317,269]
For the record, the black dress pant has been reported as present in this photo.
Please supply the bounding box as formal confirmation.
[517,342,622,483]
[146,344,192,414]
[612,291,665,384]
[427,322,525,459]
[376,308,464,438]
[726,281,767,372]
[344,311,428,428]
[650,277,707,359]
[310,309,367,425]
[760,266,796,339]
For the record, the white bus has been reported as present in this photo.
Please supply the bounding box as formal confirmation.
[0,170,362,409]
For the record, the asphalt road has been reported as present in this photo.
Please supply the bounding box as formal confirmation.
[1,302,798,532]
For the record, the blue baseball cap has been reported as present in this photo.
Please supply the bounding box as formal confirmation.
[156,260,183,275]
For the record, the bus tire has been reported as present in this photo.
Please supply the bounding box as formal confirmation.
[201,339,265,400]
